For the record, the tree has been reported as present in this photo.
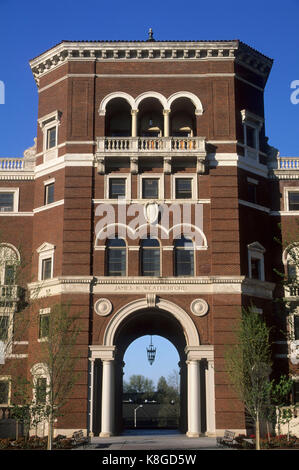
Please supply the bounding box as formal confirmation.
[37,302,81,450]
[123,374,155,400]
[225,306,273,450]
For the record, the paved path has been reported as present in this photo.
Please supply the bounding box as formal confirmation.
[78,429,227,450]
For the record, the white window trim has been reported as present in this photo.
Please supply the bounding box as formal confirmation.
[37,243,55,281]
[283,187,299,212]
[139,174,164,200]
[30,363,50,405]
[38,307,50,342]
[241,109,263,161]
[0,188,19,213]
[38,110,61,162]
[172,174,197,200]
[247,241,266,281]
[0,375,11,406]
[105,174,131,200]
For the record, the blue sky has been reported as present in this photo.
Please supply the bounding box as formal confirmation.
[0,0,298,384]
[0,0,298,158]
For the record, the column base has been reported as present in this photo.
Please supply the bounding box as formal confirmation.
[100,431,113,437]
[186,431,201,438]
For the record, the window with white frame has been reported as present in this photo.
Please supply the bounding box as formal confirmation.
[173,174,197,200]
[38,308,50,340]
[0,188,19,213]
[139,174,163,200]
[241,110,263,161]
[44,179,55,205]
[247,242,265,281]
[0,376,11,405]
[37,243,55,281]
[284,188,299,212]
[30,363,49,405]
[106,174,131,200]
[38,110,61,161]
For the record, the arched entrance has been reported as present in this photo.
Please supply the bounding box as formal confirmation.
[89,297,215,438]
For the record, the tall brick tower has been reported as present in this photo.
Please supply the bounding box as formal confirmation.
[0,32,298,439]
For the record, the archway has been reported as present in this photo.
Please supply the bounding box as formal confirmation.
[122,335,181,432]
[89,298,216,438]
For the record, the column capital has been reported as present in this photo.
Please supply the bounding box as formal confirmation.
[185,345,214,361]
[163,109,171,115]
[131,109,139,115]
[89,345,116,361]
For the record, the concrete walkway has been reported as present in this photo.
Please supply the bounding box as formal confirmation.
[77,429,227,450]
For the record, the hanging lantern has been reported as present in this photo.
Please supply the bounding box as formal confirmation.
[146,335,156,365]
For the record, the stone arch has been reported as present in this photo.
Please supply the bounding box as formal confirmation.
[98,92,136,116]
[135,91,168,110]
[103,297,200,348]
[167,91,204,116]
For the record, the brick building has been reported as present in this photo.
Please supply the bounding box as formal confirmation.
[0,33,298,438]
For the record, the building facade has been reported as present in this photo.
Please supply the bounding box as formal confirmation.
[0,35,298,438]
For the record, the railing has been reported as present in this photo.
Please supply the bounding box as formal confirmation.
[278,157,299,170]
[0,285,20,301]
[0,407,12,420]
[97,136,206,153]
[0,158,35,171]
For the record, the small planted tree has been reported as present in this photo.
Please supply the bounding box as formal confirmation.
[225,306,273,450]
[37,303,81,450]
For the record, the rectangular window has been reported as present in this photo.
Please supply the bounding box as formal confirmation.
[142,179,159,199]
[288,192,299,211]
[0,193,14,212]
[44,183,55,205]
[175,250,194,276]
[175,178,192,199]
[251,257,261,280]
[109,178,126,199]
[0,380,9,405]
[36,377,47,404]
[41,258,52,280]
[39,313,50,339]
[294,316,299,341]
[293,382,299,405]
[4,265,15,285]
[248,183,257,204]
[0,317,9,341]
[246,125,257,149]
[46,127,57,149]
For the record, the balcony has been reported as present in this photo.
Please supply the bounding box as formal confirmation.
[278,157,299,170]
[97,136,206,155]
[0,285,21,305]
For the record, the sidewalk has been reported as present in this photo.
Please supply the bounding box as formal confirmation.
[76,429,227,450]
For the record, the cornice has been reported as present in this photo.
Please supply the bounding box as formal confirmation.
[29,40,273,86]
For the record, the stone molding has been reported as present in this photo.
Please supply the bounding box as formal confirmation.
[29,40,273,85]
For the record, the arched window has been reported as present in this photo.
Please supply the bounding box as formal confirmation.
[174,237,194,276]
[106,238,126,276]
[140,237,160,276]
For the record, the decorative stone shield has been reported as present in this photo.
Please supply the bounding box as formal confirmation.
[144,202,159,224]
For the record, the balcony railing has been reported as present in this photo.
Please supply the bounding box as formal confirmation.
[97,136,206,154]
[278,157,299,170]
[0,158,35,171]
[0,285,20,302]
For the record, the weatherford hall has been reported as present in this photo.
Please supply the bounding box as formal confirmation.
[0,31,298,439]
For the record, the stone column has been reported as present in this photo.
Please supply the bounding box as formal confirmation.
[163,109,170,137]
[131,110,138,137]
[186,359,201,437]
[205,359,216,435]
[100,359,115,437]
[88,358,95,437]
